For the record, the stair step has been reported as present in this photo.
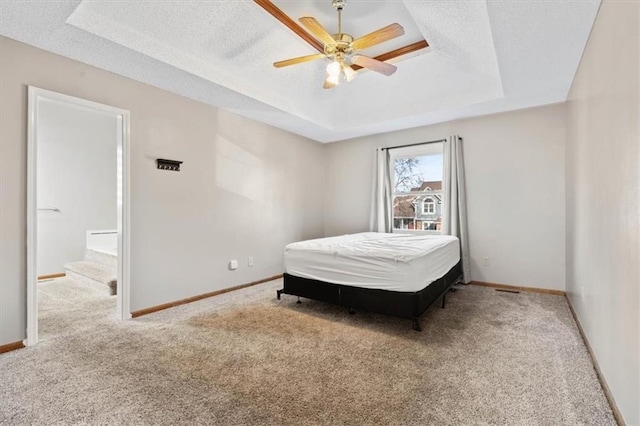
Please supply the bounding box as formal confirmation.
[85,248,117,268]
[64,260,117,296]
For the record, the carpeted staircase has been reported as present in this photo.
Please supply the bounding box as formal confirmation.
[64,249,117,295]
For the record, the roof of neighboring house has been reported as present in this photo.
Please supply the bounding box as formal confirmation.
[411,181,442,192]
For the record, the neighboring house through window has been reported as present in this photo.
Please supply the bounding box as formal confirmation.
[390,142,444,233]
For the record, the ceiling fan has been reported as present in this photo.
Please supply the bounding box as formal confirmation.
[254,0,430,89]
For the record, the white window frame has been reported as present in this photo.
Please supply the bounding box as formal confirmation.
[423,197,435,214]
[390,142,444,235]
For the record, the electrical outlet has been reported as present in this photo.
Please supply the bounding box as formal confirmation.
[248,257,254,267]
[482,257,490,266]
[228,259,238,270]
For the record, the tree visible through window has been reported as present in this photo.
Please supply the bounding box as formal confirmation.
[392,144,444,232]
[393,158,424,192]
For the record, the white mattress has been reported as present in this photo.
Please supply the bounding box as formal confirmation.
[284,232,460,292]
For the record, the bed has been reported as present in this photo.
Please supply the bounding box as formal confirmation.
[278,232,463,331]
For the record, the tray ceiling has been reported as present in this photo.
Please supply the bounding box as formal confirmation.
[0,0,600,142]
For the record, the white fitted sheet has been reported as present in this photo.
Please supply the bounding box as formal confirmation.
[284,232,460,292]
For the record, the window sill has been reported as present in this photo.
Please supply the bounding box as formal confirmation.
[392,230,442,236]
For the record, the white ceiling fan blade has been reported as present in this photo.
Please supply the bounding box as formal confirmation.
[351,55,397,76]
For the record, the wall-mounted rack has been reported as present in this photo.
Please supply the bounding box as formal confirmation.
[156,158,183,172]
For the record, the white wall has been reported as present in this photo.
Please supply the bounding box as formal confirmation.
[565,0,639,424]
[37,100,118,276]
[324,104,566,291]
[0,36,325,346]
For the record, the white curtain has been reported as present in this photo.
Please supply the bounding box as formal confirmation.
[370,148,393,233]
[443,135,471,283]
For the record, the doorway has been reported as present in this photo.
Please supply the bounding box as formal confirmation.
[26,87,131,346]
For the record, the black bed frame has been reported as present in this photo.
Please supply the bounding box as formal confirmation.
[277,261,463,331]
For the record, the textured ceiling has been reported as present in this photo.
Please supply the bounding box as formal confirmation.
[0,0,601,143]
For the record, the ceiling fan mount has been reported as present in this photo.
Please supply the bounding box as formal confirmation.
[332,0,347,11]
[254,0,430,89]
[324,34,354,58]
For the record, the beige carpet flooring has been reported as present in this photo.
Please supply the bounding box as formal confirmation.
[0,278,615,425]
[37,277,117,341]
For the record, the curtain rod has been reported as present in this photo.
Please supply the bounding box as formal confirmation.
[380,138,447,151]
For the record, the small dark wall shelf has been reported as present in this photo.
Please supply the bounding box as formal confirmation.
[156,158,183,172]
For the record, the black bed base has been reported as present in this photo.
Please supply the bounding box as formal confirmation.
[278,261,463,331]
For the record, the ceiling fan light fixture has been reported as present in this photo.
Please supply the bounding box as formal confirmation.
[327,60,341,76]
[258,0,418,88]
[326,60,342,85]
[342,63,357,82]
[323,74,338,89]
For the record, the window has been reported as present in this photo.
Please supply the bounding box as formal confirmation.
[422,221,437,231]
[391,142,444,233]
[423,197,435,214]
[393,218,414,230]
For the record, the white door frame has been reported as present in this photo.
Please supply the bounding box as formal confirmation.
[25,86,131,346]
